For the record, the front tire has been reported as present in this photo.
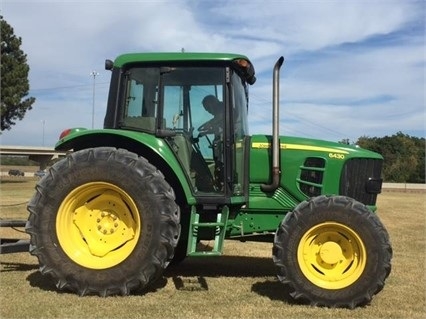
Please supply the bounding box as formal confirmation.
[26,147,180,296]
[273,195,392,308]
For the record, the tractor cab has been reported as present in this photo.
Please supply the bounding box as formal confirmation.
[104,53,256,201]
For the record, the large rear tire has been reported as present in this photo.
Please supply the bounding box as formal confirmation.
[26,147,180,296]
[273,195,392,308]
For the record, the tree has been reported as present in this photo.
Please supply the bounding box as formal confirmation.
[408,136,426,183]
[357,132,425,183]
[1,15,36,131]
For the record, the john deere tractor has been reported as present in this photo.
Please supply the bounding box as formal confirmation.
[26,52,392,308]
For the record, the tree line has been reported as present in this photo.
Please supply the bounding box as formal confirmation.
[355,132,425,183]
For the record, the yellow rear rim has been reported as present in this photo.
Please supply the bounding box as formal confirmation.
[56,182,141,269]
[297,222,366,289]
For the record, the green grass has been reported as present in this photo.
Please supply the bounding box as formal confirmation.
[0,179,425,318]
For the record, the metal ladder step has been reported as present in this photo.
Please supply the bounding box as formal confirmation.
[187,206,229,256]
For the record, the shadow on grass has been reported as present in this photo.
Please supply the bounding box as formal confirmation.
[165,255,275,277]
[25,270,170,296]
[27,271,59,292]
[0,260,58,292]
[251,280,297,304]
[20,254,297,305]
[165,255,298,305]
[0,179,30,184]
[0,261,38,272]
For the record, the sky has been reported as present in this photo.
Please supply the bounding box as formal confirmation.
[0,0,425,147]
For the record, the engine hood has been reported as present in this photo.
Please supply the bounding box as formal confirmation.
[250,135,383,160]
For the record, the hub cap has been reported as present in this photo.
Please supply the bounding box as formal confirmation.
[297,222,366,289]
[56,182,140,269]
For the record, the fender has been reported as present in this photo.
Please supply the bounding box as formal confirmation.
[55,127,196,205]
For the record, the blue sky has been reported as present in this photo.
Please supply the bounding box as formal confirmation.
[1,0,424,147]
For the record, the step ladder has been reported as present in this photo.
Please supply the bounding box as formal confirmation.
[187,205,229,256]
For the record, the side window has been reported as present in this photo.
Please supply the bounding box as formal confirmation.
[126,79,144,117]
[161,67,226,194]
[121,68,159,131]
[191,86,223,159]
[163,86,184,130]
[162,85,222,136]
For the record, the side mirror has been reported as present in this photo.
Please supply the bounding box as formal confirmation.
[105,59,113,71]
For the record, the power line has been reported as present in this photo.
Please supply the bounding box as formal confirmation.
[249,93,347,139]
[30,82,109,93]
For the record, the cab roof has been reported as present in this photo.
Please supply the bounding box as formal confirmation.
[113,52,251,67]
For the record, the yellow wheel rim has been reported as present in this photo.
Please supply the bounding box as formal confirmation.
[297,222,366,289]
[56,182,141,269]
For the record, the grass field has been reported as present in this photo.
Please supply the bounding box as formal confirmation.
[0,178,425,319]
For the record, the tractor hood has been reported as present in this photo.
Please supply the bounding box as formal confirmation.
[250,134,383,160]
[249,134,383,205]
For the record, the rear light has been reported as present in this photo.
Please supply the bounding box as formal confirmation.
[59,129,72,139]
[58,127,87,140]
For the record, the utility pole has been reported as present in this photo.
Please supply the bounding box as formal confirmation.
[90,70,99,129]
[41,120,45,146]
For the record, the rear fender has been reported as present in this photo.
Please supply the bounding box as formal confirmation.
[55,128,195,205]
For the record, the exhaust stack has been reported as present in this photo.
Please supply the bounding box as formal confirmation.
[261,56,284,192]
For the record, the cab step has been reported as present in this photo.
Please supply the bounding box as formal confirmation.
[187,206,229,256]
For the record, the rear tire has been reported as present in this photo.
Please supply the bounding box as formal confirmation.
[273,195,392,308]
[26,147,180,296]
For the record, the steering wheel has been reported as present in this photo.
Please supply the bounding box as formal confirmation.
[198,117,221,137]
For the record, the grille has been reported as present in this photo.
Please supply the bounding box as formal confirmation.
[298,157,326,197]
[340,158,383,205]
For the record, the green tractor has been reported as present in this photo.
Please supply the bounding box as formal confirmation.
[26,52,392,308]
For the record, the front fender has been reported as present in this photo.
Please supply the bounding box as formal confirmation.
[55,128,195,204]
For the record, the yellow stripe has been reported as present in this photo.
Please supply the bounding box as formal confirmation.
[251,142,349,154]
[251,142,271,149]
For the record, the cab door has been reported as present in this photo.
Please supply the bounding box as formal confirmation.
[228,69,250,198]
[160,66,227,196]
